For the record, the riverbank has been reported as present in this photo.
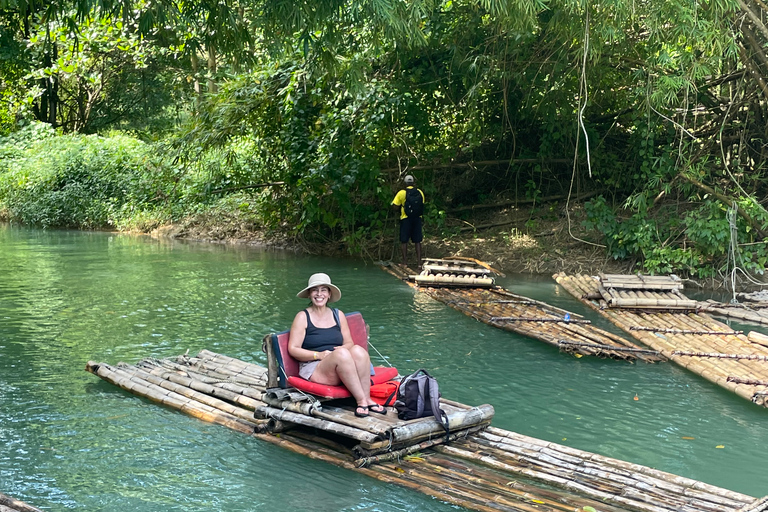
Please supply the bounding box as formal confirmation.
[149,202,697,285]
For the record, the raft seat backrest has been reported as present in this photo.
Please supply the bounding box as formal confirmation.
[271,311,398,399]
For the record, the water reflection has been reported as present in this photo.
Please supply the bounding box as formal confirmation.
[1,225,767,511]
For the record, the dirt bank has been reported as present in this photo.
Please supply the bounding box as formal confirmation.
[152,203,631,275]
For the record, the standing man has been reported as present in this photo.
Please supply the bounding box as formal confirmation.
[391,174,425,267]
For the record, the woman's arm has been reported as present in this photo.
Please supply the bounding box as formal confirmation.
[288,311,319,362]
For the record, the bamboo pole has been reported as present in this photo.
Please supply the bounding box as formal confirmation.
[631,326,743,335]
[737,495,768,512]
[254,405,383,444]
[484,428,753,503]
[0,494,42,512]
[727,376,768,386]
[85,361,261,435]
[672,351,768,361]
[465,435,745,511]
[558,340,663,356]
[491,316,592,324]
[355,423,489,466]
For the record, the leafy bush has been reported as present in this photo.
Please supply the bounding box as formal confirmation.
[0,129,160,228]
[584,196,768,278]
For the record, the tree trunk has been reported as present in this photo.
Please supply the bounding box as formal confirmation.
[207,43,218,94]
[191,51,202,107]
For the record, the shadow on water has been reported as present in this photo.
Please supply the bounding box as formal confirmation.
[1,225,767,510]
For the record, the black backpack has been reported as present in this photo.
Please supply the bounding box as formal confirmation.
[395,369,449,436]
[403,188,423,218]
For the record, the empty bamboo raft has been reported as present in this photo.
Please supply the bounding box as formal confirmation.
[697,296,768,327]
[0,493,42,512]
[554,273,768,407]
[381,261,664,362]
[84,350,764,512]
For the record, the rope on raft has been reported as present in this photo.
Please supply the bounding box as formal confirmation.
[558,340,663,355]
[491,316,592,324]
[630,326,744,335]
[727,376,768,386]
[737,495,768,512]
[355,423,488,468]
[447,299,539,306]
[672,351,768,361]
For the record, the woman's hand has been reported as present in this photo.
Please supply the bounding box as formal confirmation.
[317,350,332,360]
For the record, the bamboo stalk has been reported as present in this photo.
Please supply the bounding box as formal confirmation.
[727,376,768,386]
[356,423,489,466]
[435,443,677,512]
[85,361,261,435]
[124,365,262,422]
[737,495,768,512]
[631,326,743,335]
[0,494,42,512]
[254,405,383,444]
[389,405,494,442]
[484,428,753,503]
[558,340,663,356]
[491,316,592,324]
[672,351,768,361]
[259,431,513,512]
[426,456,631,512]
[466,435,744,511]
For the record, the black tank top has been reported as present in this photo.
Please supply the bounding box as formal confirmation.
[301,309,343,353]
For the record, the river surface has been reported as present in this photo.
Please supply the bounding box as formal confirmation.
[1,225,767,511]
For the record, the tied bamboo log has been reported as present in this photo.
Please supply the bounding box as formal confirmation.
[672,351,768,362]
[631,326,743,335]
[0,494,42,512]
[558,340,664,356]
[388,404,494,442]
[491,316,591,324]
[738,495,768,512]
[440,256,506,277]
[355,423,490,467]
[253,406,384,444]
[727,376,768,386]
[85,361,263,435]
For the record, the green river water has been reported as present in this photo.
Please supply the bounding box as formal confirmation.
[1,224,767,511]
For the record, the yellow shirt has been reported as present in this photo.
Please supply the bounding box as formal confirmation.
[391,187,425,220]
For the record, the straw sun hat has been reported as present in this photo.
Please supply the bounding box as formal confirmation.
[296,273,341,303]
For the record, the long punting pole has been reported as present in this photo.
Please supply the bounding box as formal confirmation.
[553,272,768,407]
[380,263,664,362]
[85,350,762,512]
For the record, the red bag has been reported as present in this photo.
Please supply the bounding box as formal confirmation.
[370,380,400,406]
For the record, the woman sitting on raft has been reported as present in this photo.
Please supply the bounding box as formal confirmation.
[288,273,386,418]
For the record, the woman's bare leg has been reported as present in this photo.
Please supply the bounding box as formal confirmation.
[310,348,367,406]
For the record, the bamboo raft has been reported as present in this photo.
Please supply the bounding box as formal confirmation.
[697,298,768,327]
[0,494,42,512]
[381,260,664,362]
[554,273,768,407]
[84,350,766,512]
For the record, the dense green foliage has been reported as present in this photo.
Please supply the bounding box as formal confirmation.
[1,0,768,278]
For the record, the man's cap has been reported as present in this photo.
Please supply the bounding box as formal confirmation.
[404,175,414,184]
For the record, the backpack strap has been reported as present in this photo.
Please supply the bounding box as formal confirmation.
[426,375,450,440]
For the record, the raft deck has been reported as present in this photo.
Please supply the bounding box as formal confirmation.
[381,260,664,362]
[554,273,768,407]
[697,296,768,327]
[85,350,765,512]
